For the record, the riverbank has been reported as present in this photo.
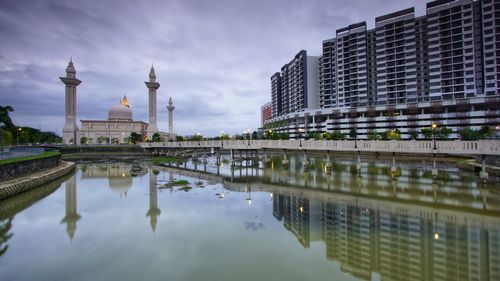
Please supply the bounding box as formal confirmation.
[0,161,75,200]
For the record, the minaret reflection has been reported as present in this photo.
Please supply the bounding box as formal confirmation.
[146,170,161,233]
[60,174,81,241]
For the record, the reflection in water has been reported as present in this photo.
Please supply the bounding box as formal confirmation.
[1,159,499,280]
[269,190,500,281]
[147,170,161,233]
[60,174,81,241]
[0,217,13,257]
[159,157,500,281]
[81,163,147,198]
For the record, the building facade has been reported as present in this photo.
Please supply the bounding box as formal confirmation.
[261,102,272,126]
[61,61,174,144]
[266,0,500,139]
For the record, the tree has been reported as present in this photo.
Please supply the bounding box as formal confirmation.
[420,128,433,140]
[388,129,401,140]
[440,127,453,140]
[0,129,13,146]
[0,106,14,130]
[458,127,480,140]
[252,131,258,140]
[190,134,204,141]
[328,131,346,140]
[409,131,418,140]
[152,133,162,142]
[111,137,119,144]
[175,135,185,142]
[349,128,357,139]
[479,125,493,139]
[80,136,88,145]
[278,133,289,140]
[367,131,381,140]
[127,132,142,144]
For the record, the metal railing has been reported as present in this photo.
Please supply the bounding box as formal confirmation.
[139,140,500,156]
[0,147,45,160]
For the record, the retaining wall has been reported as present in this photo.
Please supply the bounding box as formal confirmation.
[0,154,61,182]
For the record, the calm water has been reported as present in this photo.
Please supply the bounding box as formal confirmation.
[1,156,500,281]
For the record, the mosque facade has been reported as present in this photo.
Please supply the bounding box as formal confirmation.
[60,59,175,145]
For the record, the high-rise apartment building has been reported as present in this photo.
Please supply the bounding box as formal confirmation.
[278,50,320,115]
[265,0,500,139]
[336,22,370,108]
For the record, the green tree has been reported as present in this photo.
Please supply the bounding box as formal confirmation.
[439,127,453,140]
[175,135,185,141]
[328,131,346,140]
[190,134,204,141]
[127,132,142,144]
[388,129,401,140]
[349,128,357,139]
[0,106,15,130]
[479,125,493,139]
[278,133,289,140]
[409,131,418,140]
[152,133,162,142]
[459,127,480,140]
[367,131,381,140]
[0,129,13,146]
[252,131,258,140]
[80,136,88,145]
[420,128,433,140]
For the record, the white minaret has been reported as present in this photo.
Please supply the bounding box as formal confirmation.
[145,65,160,138]
[60,58,81,145]
[167,97,175,138]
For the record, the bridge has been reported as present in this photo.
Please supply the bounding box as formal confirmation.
[142,140,500,181]
[140,139,500,156]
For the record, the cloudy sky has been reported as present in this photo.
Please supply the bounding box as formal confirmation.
[0,0,426,136]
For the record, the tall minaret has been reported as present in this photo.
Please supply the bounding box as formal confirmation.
[60,174,81,241]
[60,59,81,144]
[145,65,160,138]
[167,97,175,138]
[146,170,161,233]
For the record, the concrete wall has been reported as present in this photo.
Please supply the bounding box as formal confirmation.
[0,154,61,182]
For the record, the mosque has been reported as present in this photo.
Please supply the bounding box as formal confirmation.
[60,59,176,144]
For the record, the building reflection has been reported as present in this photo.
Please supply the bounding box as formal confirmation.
[147,170,161,233]
[80,163,147,198]
[272,192,500,281]
[60,174,81,241]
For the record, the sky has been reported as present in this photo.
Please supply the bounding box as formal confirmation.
[0,0,426,137]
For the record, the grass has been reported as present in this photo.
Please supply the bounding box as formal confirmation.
[173,180,189,185]
[149,156,182,165]
[0,151,60,165]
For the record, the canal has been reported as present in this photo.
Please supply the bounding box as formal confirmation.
[0,155,499,281]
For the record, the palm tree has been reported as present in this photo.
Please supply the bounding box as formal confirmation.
[0,106,14,129]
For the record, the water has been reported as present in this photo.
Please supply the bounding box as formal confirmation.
[0,156,499,281]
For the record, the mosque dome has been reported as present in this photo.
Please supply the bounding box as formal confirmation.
[108,95,133,121]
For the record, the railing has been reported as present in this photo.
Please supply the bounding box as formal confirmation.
[139,140,500,156]
[0,147,45,160]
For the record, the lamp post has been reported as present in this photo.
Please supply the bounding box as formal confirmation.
[16,128,22,146]
[432,123,437,150]
[298,128,304,147]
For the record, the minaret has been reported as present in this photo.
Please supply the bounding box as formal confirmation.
[146,170,161,233]
[60,174,81,241]
[167,97,175,138]
[145,65,160,138]
[60,59,81,144]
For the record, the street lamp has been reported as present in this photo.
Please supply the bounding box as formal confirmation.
[298,128,304,147]
[16,128,22,146]
[432,123,437,150]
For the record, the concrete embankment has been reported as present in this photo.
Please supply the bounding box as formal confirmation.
[0,161,75,200]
